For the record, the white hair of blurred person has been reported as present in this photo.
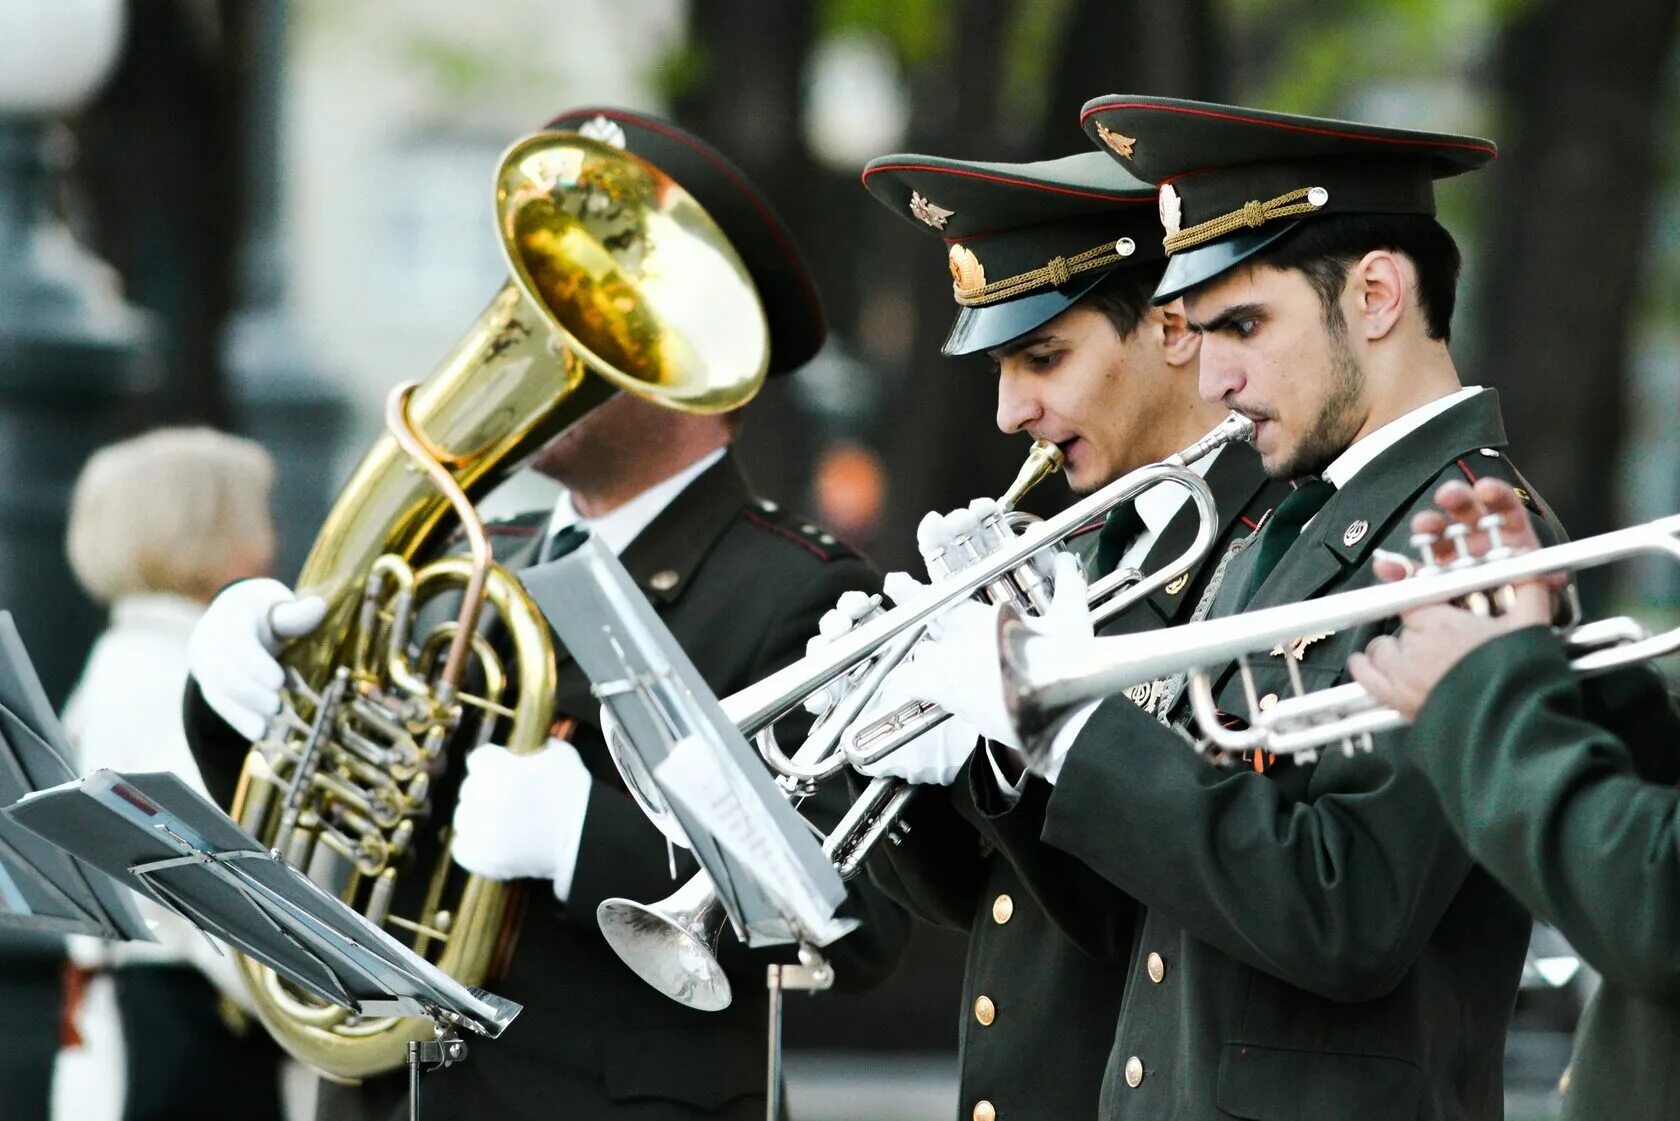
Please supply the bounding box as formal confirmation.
[52,428,285,1121]
[67,426,276,606]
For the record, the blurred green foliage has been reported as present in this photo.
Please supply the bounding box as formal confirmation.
[820,0,952,66]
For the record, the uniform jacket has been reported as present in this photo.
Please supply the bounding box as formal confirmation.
[968,391,1557,1120]
[1409,625,1680,1120]
[187,453,910,1121]
[865,444,1287,1121]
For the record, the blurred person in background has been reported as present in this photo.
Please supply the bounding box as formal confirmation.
[53,427,286,1121]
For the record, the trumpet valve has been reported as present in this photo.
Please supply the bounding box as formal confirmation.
[1478,514,1513,561]
[1444,523,1478,569]
[1409,531,1441,575]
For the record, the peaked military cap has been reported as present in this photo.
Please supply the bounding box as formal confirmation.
[1078,95,1497,303]
[545,108,826,376]
[861,151,1161,355]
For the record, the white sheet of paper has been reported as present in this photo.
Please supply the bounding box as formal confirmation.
[652,735,854,947]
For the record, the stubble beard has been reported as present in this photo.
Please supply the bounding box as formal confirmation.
[1274,308,1366,480]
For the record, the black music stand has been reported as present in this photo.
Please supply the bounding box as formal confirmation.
[5,770,521,1121]
[0,611,150,940]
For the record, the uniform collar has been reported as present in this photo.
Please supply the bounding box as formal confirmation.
[1136,442,1273,621]
[1321,385,1483,490]
[544,448,726,558]
[1245,388,1510,611]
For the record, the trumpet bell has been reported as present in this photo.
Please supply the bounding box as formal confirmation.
[597,886,732,1012]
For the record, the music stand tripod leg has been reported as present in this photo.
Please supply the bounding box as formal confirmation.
[764,947,834,1121]
[407,1026,468,1121]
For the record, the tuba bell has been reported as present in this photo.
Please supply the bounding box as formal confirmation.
[226,129,770,1080]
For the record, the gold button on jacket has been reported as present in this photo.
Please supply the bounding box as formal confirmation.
[991,894,1014,924]
[974,995,996,1026]
[973,1100,997,1121]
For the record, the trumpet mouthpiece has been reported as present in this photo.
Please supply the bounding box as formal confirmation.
[1001,440,1066,512]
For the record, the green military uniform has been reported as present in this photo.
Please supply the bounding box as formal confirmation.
[185,108,910,1121]
[965,97,1557,1119]
[858,150,1288,1121]
[1409,626,1680,1119]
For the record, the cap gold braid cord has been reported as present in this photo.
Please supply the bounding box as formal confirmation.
[1162,186,1327,256]
[953,238,1132,307]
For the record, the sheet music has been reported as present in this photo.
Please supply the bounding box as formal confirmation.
[654,735,856,947]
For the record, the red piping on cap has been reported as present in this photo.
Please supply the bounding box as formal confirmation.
[550,108,823,337]
[1080,101,1498,159]
[862,162,1150,204]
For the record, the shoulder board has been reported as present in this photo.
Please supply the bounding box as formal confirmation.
[1446,448,1548,520]
[740,499,860,563]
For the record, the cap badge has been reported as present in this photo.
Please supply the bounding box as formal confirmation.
[1095,122,1136,159]
[1158,184,1183,238]
[910,191,954,229]
[948,244,987,292]
[577,115,628,150]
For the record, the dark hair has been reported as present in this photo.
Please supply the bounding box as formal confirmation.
[1080,261,1168,340]
[1253,213,1461,341]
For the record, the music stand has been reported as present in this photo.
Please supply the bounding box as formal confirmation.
[523,532,852,1121]
[0,611,149,940]
[5,769,521,1121]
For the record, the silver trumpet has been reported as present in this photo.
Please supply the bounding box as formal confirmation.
[1000,511,1680,762]
[598,414,1255,1010]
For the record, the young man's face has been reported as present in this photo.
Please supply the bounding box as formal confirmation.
[1187,264,1368,479]
[991,303,1192,493]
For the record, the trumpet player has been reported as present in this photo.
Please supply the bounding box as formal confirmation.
[180,109,908,1121]
[1347,476,1680,1121]
[894,97,1565,1119]
[823,150,1286,1121]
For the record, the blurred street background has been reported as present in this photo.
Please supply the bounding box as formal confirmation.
[2,1,1678,1118]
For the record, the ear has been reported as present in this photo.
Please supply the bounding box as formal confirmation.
[1350,250,1407,341]
[1155,298,1201,368]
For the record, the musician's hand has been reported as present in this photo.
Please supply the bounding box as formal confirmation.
[886,553,1091,752]
[803,590,882,716]
[916,498,1010,579]
[1353,479,1552,720]
[186,579,328,741]
[451,738,592,899]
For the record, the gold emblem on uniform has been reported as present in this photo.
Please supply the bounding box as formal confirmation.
[1165,573,1189,596]
[1158,183,1183,238]
[1125,678,1168,714]
[909,191,954,229]
[1095,122,1136,158]
[948,244,986,292]
[1271,631,1333,660]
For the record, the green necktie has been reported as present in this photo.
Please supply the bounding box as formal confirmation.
[1244,478,1336,600]
[1094,502,1146,576]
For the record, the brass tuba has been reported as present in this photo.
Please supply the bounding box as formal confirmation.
[227,130,770,1080]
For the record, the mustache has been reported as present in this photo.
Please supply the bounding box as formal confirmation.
[1226,400,1277,423]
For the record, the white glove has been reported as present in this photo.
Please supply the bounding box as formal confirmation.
[887,552,1093,752]
[451,738,593,900]
[806,582,979,786]
[803,590,881,717]
[186,579,328,741]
